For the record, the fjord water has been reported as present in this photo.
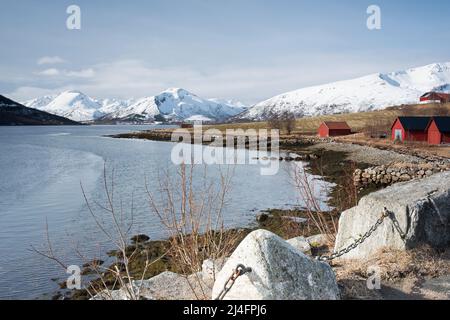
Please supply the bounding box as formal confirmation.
[0,125,331,299]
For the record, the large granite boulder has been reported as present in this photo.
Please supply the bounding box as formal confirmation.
[212,229,340,300]
[334,171,450,260]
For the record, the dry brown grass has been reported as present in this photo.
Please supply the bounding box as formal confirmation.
[335,246,450,283]
[209,103,450,135]
[334,246,450,300]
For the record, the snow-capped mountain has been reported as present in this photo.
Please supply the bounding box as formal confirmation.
[24,88,246,122]
[24,90,105,122]
[99,98,136,115]
[106,88,246,122]
[239,62,450,120]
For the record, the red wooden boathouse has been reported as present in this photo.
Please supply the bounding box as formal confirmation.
[426,117,450,145]
[391,117,430,142]
[420,92,450,104]
[318,121,352,137]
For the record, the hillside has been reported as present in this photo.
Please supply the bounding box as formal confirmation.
[0,95,80,126]
[210,102,450,135]
[239,62,450,120]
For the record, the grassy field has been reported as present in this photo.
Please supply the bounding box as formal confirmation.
[209,102,450,135]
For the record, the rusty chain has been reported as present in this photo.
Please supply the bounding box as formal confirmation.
[317,207,407,262]
[214,264,252,300]
[214,208,407,299]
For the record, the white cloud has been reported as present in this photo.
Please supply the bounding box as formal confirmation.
[8,86,58,101]
[65,68,95,78]
[10,57,416,104]
[37,56,66,65]
[35,67,95,79]
[37,68,61,76]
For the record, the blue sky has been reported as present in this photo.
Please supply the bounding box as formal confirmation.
[1,0,450,104]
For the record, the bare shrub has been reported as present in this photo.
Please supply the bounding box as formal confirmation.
[291,164,338,243]
[267,110,297,134]
[333,161,359,213]
[267,111,282,131]
[146,163,241,300]
[280,111,297,135]
[363,118,392,138]
[32,165,168,300]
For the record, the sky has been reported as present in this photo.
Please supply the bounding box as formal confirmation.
[1,0,450,105]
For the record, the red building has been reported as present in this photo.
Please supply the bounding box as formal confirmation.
[391,117,430,142]
[420,92,450,104]
[426,117,450,145]
[318,121,352,137]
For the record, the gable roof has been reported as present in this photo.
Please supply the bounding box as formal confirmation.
[322,121,351,130]
[428,116,450,133]
[420,92,450,99]
[395,117,431,131]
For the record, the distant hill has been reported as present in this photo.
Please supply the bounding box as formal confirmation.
[0,95,80,126]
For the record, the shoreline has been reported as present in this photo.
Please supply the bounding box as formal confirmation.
[54,131,373,300]
[53,128,448,300]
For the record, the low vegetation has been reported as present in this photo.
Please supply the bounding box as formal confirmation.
[212,102,450,135]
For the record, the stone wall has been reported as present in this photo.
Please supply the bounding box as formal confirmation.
[353,162,449,188]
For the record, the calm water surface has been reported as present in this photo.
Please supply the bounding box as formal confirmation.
[0,125,331,299]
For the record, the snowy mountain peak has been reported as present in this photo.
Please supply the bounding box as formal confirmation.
[52,91,99,108]
[161,87,190,97]
[24,88,247,123]
[239,61,450,120]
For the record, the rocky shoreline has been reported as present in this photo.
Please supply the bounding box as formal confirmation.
[52,128,449,300]
[55,207,334,300]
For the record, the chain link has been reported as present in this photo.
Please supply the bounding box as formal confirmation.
[214,264,252,300]
[317,207,406,262]
[214,208,406,298]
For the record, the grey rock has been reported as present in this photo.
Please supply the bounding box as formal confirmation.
[212,230,340,300]
[286,236,312,253]
[334,171,450,260]
[92,271,213,300]
[136,271,213,300]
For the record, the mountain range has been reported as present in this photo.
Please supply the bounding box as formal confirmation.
[238,62,450,120]
[19,62,450,123]
[24,88,247,123]
[0,95,79,126]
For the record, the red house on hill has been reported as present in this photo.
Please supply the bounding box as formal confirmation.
[318,121,352,137]
[426,117,450,145]
[420,92,450,104]
[391,117,430,142]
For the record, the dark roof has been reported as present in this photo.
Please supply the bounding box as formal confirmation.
[323,121,351,130]
[420,92,450,99]
[396,117,431,131]
[429,116,450,133]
